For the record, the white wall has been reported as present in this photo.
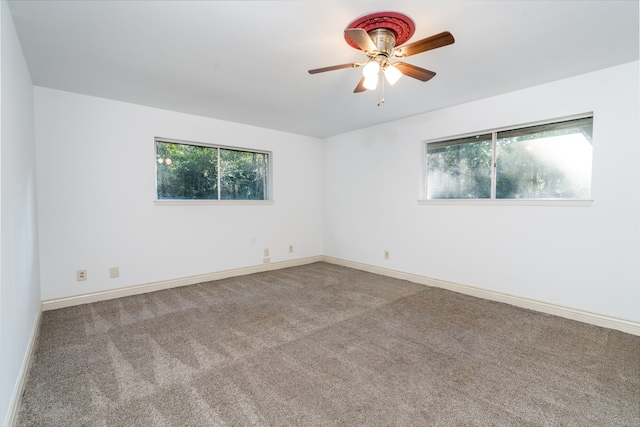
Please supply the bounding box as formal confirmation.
[324,61,640,322]
[0,0,41,425]
[34,87,323,300]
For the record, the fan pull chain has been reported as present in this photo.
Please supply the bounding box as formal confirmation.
[377,74,385,106]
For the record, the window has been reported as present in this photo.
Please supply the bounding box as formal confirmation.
[156,138,270,201]
[424,116,593,201]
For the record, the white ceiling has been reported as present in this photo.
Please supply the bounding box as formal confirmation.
[8,1,639,138]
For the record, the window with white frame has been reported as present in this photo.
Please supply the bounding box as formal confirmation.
[156,138,270,201]
[424,116,593,200]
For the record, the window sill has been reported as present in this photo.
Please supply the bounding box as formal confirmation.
[154,199,275,206]
[417,199,593,207]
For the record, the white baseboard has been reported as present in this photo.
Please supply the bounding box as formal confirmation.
[40,255,640,336]
[3,305,42,427]
[323,256,640,336]
[42,256,324,311]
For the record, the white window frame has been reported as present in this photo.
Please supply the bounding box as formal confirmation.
[419,114,594,207]
[154,137,273,205]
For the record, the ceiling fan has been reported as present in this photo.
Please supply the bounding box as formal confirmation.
[308,12,454,100]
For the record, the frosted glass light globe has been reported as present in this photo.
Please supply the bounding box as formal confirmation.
[362,61,380,78]
[384,64,402,85]
[363,75,378,90]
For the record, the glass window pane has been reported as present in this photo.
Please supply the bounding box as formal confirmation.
[220,149,268,200]
[156,141,218,199]
[496,119,592,199]
[426,136,492,199]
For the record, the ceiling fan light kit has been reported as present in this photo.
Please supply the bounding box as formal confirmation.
[308,11,455,105]
[384,64,402,85]
[363,75,378,91]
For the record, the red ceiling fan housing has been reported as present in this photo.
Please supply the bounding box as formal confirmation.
[344,11,416,49]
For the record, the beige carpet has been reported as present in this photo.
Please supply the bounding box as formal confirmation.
[17,262,640,426]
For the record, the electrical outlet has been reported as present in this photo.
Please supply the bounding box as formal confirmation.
[384,251,390,260]
[109,266,119,279]
[77,269,87,281]
[289,245,294,253]
[263,257,270,264]
[264,248,270,257]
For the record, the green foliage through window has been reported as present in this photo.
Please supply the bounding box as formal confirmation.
[426,135,492,199]
[425,116,593,200]
[156,139,269,200]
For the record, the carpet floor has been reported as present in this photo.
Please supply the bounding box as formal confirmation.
[17,262,640,426]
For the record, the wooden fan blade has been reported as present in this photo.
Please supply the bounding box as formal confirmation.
[354,76,367,93]
[345,28,377,53]
[394,62,437,82]
[396,31,454,57]
[308,63,359,74]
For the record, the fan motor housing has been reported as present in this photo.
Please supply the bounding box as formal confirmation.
[368,28,396,56]
[345,11,416,50]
